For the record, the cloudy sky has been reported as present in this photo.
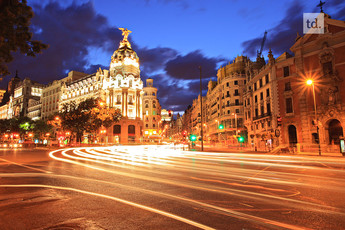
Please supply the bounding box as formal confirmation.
[3,0,345,113]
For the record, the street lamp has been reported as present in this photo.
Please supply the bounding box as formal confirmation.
[232,113,238,136]
[306,79,321,156]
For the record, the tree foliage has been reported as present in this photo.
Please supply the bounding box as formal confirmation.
[58,98,122,143]
[0,0,48,77]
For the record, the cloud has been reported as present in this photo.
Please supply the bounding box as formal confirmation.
[165,50,222,80]
[241,0,345,58]
[136,47,178,73]
[241,0,304,57]
[3,0,219,113]
[7,1,122,84]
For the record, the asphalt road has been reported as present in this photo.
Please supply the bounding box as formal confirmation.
[1,145,345,230]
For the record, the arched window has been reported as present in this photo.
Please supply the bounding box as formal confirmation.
[145,104,149,108]
[113,125,121,134]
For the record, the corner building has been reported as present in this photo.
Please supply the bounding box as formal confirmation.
[60,29,144,144]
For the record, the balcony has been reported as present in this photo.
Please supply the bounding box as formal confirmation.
[253,112,272,120]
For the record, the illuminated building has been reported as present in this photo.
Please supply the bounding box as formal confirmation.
[8,78,43,118]
[275,14,345,152]
[143,78,161,140]
[0,104,8,120]
[27,99,42,121]
[41,71,87,120]
[243,51,279,151]
[60,28,144,144]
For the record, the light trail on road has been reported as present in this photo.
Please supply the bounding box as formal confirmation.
[1,145,345,229]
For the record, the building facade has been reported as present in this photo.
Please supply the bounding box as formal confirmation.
[41,71,87,120]
[8,78,43,118]
[143,78,161,140]
[60,28,144,144]
[276,14,345,152]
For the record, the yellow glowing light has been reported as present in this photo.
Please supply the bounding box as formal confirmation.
[144,131,149,134]
[306,79,313,85]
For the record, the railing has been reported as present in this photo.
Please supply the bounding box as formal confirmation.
[253,112,272,120]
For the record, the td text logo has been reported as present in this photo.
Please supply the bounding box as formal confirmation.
[303,13,324,34]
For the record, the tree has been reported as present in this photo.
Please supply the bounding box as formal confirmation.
[0,0,48,77]
[33,119,52,139]
[58,98,122,144]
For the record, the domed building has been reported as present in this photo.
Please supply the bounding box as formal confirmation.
[60,28,144,144]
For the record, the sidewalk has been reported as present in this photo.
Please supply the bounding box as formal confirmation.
[190,145,345,157]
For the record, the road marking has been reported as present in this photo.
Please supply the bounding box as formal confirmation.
[0,157,51,174]
[243,166,270,184]
[0,184,215,230]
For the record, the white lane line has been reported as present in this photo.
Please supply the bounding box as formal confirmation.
[0,184,215,230]
[0,157,51,174]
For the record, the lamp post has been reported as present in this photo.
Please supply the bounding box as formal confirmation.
[199,66,204,151]
[215,119,220,142]
[232,113,238,136]
[307,79,321,156]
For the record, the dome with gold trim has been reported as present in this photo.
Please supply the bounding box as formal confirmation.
[110,28,140,77]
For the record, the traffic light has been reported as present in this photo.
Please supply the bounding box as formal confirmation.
[277,117,282,126]
[189,134,197,141]
[218,124,224,129]
[238,136,245,143]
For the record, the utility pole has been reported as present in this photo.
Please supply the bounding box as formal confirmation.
[199,66,204,151]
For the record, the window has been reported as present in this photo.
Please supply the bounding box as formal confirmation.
[235,99,239,105]
[259,79,263,87]
[129,80,132,87]
[117,95,121,103]
[153,124,155,128]
[267,121,271,127]
[146,124,148,128]
[265,75,269,84]
[118,79,121,86]
[254,83,257,91]
[226,82,229,87]
[283,66,290,77]
[234,81,238,85]
[236,109,239,113]
[234,89,239,96]
[260,92,263,100]
[248,111,251,118]
[267,103,271,114]
[255,108,258,117]
[129,95,133,104]
[261,105,264,115]
[285,82,291,91]
[228,110,230,114]
[266,88,270,97]
[244,80,246,84]
[226,91,230,97]
[247,98,250,105]
[255,95,257,103]
[145,104,149,108]
[286,98,293,113]
[153,92,156,96]
[153,104,156,108]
